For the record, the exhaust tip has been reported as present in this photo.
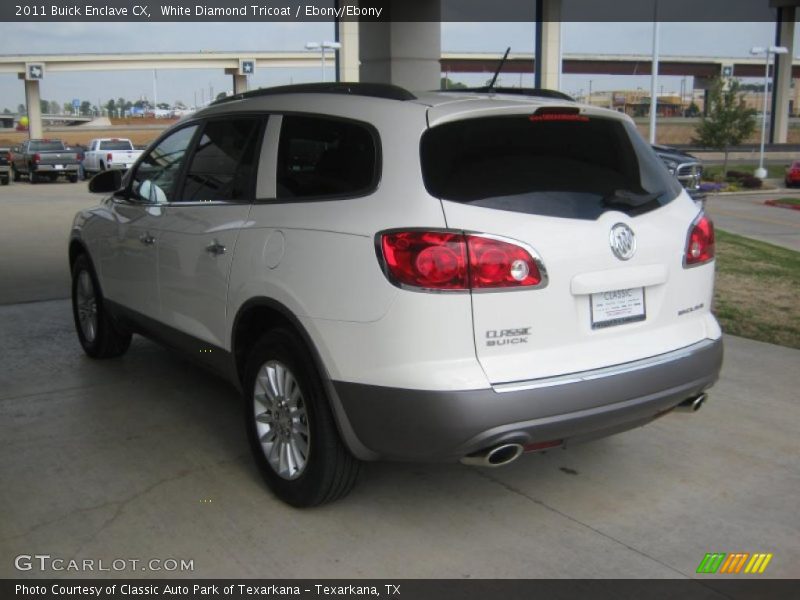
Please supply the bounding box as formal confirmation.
[675,393,707,413]
[486,443,524,466]
[460,443,524,468]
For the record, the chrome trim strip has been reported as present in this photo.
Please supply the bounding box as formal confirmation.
[492,338,718,393]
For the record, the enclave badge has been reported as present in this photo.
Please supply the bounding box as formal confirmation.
[610,223,636,260]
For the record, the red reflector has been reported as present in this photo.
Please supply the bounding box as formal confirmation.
[523,440,563,453]
[684,214,715,267]
[32,153,41,163]
[107,152,113,162]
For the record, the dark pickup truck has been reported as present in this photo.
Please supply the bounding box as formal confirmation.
[11,139,81,184]
[0,147,11,185]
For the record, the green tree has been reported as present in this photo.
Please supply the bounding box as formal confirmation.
[17,103,26,114]
[693,78,756,176]
[157,102,171,110]
[216,92,227,101]
[79,100,92,116]
[106,98,116,115]
[686,101,700,118]
[49,100,60,115]
[2,108,11,115]
[40,99,49,114]
[440,77,467,90]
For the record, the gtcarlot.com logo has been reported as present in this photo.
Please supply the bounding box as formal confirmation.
[14,554,194,573]
[696,552,773,574]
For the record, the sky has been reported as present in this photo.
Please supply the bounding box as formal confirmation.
[0,20,790,112]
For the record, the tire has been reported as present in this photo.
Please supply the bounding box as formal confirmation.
[244,328,360,507]
[29,172,38,184]
[1,176,8,186]
[12,167,20,182]
[71,254,132,359]
[68,174,79,183]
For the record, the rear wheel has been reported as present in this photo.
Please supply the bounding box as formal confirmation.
[0,176,8,186]
[29,171,38,184]
[71,254,132,359]
[244,328,359,507]
[68,174,79,183]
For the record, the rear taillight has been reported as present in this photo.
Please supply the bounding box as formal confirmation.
[106,152,113,163]
[32,153,41,163]
[381,231,468,290]
[467,235,542,288]
[684,214,715,267]
[379,231,544,291]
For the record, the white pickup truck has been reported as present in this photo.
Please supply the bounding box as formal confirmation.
[83,138,142,174]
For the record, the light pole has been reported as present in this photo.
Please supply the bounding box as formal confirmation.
[750,45,788,179]
[305,41,342,82]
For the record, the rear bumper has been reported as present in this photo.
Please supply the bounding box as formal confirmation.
[333,337,723,461]
[32,164,79,173]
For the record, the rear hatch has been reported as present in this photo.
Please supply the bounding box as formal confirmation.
[422,102,716,384]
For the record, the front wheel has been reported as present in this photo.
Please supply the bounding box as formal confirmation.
[71,254,132,359]
[244,329,360,507]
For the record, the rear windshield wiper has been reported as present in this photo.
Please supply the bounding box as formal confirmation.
[603,189,662,208]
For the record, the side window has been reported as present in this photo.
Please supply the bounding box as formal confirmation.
[131,125,197,204]
[180,118,262,202]
[277,115,377,199]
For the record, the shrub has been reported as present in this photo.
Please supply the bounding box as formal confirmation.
[741,176,763,189]
[726,170,748,180]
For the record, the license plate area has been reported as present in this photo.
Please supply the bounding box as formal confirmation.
[590,287,646,329]
[54,164,64,170]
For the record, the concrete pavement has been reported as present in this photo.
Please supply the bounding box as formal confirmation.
[705,190,800,252]
[0,299,798,579]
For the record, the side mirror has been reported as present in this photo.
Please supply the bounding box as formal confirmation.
[88,169,122,193]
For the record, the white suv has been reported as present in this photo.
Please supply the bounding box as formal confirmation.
[70,83,723,506]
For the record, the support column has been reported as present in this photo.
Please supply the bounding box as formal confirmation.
[232,74,248,94]
[337,5,360,82]
[770,5,795,143]
[225,69,249,95]
[535,0,562,90]
[22,77,42,139]
[358,0,441,91]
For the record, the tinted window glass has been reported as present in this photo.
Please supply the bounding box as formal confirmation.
[181,118,262,202]
[420,115,683,220]
[99,140,134,151]
[131,125,197,204]
[277,115,377,199]
[29,141,65,152]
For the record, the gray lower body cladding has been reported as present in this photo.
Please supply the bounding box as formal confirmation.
[333,338,723,461]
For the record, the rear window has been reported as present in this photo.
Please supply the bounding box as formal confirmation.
[99,140,134,151]
[420,114,682,219]
[29,141,65,152]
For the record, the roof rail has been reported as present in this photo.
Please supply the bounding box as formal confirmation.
[212,82,417,105]
[440,87,575,102]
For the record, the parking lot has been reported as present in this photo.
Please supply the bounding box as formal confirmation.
[0,181,798,579]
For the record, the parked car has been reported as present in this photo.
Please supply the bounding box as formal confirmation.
[0,147,11,185]
[11,139,80,183]
[83,138,143,175]
[70,83,722,507]
[785,161,800,187]
[652,144,704,201]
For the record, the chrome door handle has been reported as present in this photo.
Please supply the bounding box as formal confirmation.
[139,233,155,246]
[205,240,226,256]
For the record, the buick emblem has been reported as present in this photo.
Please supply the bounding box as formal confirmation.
[610,223,636,261]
